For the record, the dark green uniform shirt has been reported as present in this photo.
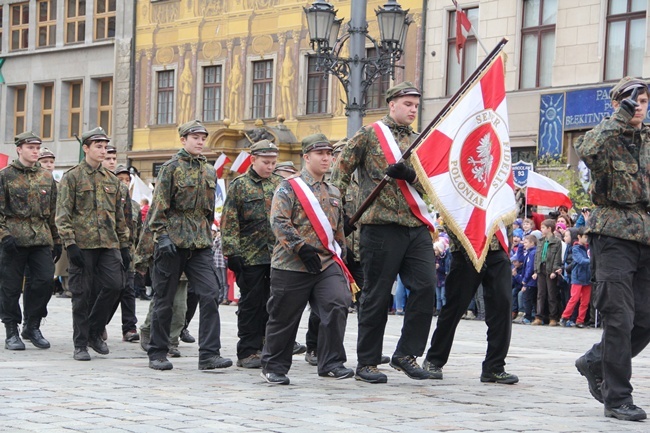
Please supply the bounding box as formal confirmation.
[271,169,345,272]
[330,115,425,227]
[575,107,650,244]
[148,148,216,250]
[56,159,128,249]
[220,167,282,265]
[0,160,60,247]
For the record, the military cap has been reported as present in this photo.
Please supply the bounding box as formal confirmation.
[81,126,110,144]
[302,133,333,153]
[274,161,297,174]
[332,138,348,155]
[178,119,209,137]
[115,164,130,176]
[250,139,279,156]
[14,131,42,146]
[385,81,422,103]
[610,76,649,101]
[106,145,117,154]
[38,147,56,160]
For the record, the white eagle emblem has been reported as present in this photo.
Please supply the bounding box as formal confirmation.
[467,133,493,187]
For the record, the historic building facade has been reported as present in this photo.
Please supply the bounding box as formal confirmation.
[0,0,135,171]
[129,0,425,183]
[421,0,648,172]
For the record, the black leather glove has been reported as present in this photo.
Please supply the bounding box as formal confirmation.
[120,247,131,270]
[1,236,19,255]
[227,255,245,275]
[298,244,324,274]
[67,244,86,268]
[385,163,416,183]
[620,87,640,117]
[52,244,63,263]
[157,235,177,258]
[343,214,357,237]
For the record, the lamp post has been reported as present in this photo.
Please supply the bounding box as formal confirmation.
[304,0,411,138]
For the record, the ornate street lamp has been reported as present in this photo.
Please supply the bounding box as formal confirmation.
[304,0,411,137]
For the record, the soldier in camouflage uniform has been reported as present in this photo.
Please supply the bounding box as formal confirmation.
[574,77,650,421]
[260,134,353,385]
[221,139,282,369]
[0,132,61,351]
[147,120,231,371]
[423,229,519,385]
[104,163,141,342]
[56,127,131,361]
[330,82,436,383]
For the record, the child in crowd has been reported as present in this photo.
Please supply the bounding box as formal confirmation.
[522,217,535,236]
[434,240,449,316]
[520,234,538,324]
[560,228,592,328]
[532,219,563,326]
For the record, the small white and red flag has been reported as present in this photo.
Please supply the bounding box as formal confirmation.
[412,51,517,271]
[0,153,8,169]
[526,170,573,209]
[455,4,472,63]
[214,152,231,178]
[230,151,251,174]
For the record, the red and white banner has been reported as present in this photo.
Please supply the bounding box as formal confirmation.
[526,170,572,209]
[230,151,251,174]
[0,153,8,170]
[455,5,472,63]
[412,53,516,271]
[214,152,231,178]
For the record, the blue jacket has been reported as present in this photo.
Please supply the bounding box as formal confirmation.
[570,243,591,285]
[521,246,537,288]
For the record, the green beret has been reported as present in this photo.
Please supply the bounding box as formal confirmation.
[115,164,130,176]
[385,81,421,103]
[178,120,209,137]
[81,127,110,144]
[274,161,297,174]
[38,147,55,160]
[14,131,42,146]
[610,76,649,101]
[302,133,332,153]
[250,139,279,156]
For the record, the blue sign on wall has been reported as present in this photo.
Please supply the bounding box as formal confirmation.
[538,93,564,158]
[512,160,533,188]
[564,87,614,130]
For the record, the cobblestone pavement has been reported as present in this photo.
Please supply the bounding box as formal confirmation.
[1,297,649,432]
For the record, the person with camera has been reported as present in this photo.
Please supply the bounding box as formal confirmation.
[573,76,650,421]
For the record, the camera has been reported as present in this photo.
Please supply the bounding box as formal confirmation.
[582,207,591,213]
[548,210,560,218]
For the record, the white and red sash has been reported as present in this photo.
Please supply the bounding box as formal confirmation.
[288,177,359,296]
[373,121,437,232]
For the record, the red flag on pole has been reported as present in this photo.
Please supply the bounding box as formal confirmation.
[0,153,8,169]
[456,6,472,63]
[412,52,516,271]
[214,152,231,178]
[230,151,251,174]
[526,170,573,209]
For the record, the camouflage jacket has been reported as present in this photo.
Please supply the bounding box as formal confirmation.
[148,149,216,250]
[575,108,650,244]
[343,173,361,261]
[56,159,129,249]
[330,115,425,227]
[271,169,345,273]
[118,182,134,246]
[221,167,281,265]
[131,199,143,247]
[0,160,60,247]
[134,211,154,272]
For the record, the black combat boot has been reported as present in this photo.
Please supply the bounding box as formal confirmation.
[21,318,51,349]
[4,323,26,350]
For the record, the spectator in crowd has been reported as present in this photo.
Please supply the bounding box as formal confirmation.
[531,219,563,326]
[520,234,538,325]
[560,228,591,328]
[140,198,150,223]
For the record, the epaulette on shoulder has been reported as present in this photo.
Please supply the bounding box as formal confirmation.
[231,172,248,183]
[161,154,181,167]
[64,163,81,174]
[287,173,301,180]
